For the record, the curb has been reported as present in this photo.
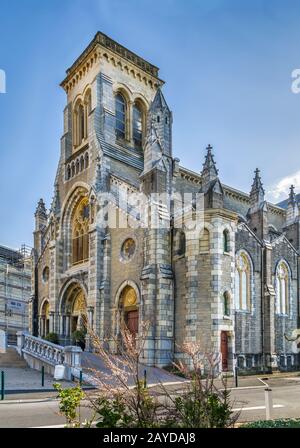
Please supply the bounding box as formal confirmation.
[0,397,58,404]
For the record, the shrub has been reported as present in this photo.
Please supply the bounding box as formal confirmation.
[93,397,133,428]
[72,329,86,350]
[44,332,59,344]
[85,324,238,428]
[241,419,300,428]
[165,346,237,428]
[54,383,85,427]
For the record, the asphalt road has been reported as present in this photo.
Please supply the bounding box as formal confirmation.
[1,376,300,427]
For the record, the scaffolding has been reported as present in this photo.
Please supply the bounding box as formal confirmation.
[0,243,32,344]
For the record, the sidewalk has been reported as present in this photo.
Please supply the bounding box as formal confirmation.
[0,367,71,393]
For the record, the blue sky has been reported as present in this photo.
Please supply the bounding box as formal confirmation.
[1,0,300,248]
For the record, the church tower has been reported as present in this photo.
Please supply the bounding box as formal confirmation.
[140,88,174,367]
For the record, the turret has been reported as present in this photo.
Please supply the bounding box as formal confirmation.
[200,145,223,208]
[35,198,47,231]
[34,198,47,256]
[141,88,173,195]
[247,169,268,240]
[250,168,265,208]
[286,185,299,225]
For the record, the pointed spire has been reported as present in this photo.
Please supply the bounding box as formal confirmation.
[201,144,218,185]
[250,168,265,206]
[149,87,170,112]
[143,87,172,163]
[286,184,299,224]
[51,183,60,216]
[35,198,47,232]
[288,184,296,205]
[35,198,47,218]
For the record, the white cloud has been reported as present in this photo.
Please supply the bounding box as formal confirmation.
[267,170,300,203]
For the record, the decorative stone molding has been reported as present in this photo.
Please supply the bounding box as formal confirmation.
[61,32,163,94]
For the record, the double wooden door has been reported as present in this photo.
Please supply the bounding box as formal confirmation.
[220,331,228,371]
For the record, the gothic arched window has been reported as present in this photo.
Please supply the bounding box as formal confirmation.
[78,104,85,143]
[276,261,289,315]
[223,291,230,316]
[133,102,143,148]
[85,152,89,169]
[199,228,210,252]
[73,101,85,147]
[235,252,251,311]
[72,198,89,265]
[223,230,229,252]
[175,230,186,256]
[115,93,126,140]
[80,156,84,172]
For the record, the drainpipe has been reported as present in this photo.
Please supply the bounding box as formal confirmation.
[261,244,265,373]
[170,219,176,360]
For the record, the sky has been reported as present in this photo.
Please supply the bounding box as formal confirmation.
[1,0,300,249]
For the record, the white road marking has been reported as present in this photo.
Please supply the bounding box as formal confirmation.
[233,404,284,412]
[223,385,266,391]
[258,377,269,387]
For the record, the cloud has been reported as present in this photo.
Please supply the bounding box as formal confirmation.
[267,170,300,203]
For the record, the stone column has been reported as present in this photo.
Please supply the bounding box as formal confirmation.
[263,242,276,371]
[88,306,94,328]
[59,314,64,335]
[49,311,55,334]
[38,315,42,337]
[41,317,45,337]
[65,315,70,337]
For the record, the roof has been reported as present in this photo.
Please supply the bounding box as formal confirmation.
[277,193,300,210]
[61,31,160,86]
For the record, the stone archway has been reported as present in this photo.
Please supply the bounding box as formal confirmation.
[40,300,50,337]
[59,282,87,344]
[70,290,87,334]
[116,283,140,344]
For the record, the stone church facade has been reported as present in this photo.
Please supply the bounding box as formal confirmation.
[31,31,300,373]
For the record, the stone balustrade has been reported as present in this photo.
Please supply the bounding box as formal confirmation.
[22,333,64,366]
[17,332,82,379]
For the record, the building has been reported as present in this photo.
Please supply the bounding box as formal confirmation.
[31,31,300,372]
[0,245,32,344]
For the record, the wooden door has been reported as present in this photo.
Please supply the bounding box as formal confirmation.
[221,331,228,371]
[126,310,139,336]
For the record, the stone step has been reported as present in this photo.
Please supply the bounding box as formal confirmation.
[0,348,27,368]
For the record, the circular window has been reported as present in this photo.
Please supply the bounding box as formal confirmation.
[121,238,136,261]
[42,267,49,283]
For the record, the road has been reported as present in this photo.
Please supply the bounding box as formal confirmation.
[0,376,300,427]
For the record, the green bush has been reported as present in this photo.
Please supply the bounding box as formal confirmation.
[163,364,187,378]
[241,419,300,428]
[175,389,233,428]
[72,329,86,350]
[44,332,59,344]
[94,397,133,428]
[54,384,85,427]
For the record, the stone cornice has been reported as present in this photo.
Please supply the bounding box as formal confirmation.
[179,167,202,185]
[60,32,164,94]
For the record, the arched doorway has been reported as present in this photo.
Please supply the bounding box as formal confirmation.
[40,300,50,337]
[119,285,139,339]
[71,290,87,333]
[60,283,87,345]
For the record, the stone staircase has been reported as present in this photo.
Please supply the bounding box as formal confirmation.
[0,347,27,368]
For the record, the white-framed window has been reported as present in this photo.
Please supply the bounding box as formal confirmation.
[275,261,289,315]
[235,251,251,311]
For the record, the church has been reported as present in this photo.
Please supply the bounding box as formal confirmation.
[31,31,300,373]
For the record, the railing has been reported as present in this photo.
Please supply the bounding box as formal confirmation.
[17,332,82,380]
[22,333,64,366]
